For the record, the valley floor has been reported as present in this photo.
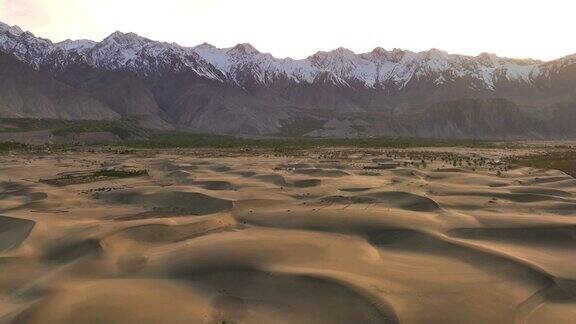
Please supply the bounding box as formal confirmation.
[0,147,576,323]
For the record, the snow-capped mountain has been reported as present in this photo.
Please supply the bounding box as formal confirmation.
[193,43,543,91]
[1,20,576,138]
[0,21,52,68]
[0,20,548,90]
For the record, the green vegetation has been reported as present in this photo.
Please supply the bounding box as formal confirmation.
[91,169,149,178]
[277,118,327,137]
[0,118,523,151]
[127,132,243,149]
[50,118,147,139]
[0,118,147,139]
[0,118,70,133]
[40,168,148,186]
[513,151,576,177]
[127,131,500,149]
[0,142,30,152]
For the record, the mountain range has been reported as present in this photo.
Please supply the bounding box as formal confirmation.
[1,20,575,139]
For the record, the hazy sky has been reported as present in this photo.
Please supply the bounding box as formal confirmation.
[0,0,573,60]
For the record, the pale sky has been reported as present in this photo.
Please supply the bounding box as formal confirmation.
[0,0,573,61]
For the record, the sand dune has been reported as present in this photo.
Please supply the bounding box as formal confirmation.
[1,149,576,323]
[0,216,35,252]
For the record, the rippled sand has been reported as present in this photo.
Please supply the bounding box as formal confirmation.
[1,150,576,324]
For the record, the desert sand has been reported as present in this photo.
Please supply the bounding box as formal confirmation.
[0,148,575,324]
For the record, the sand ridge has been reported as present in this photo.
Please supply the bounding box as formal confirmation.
[0,149,575,323]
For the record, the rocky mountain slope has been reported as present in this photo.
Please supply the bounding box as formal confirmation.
[1,21,575,139]
[0,53,118,120]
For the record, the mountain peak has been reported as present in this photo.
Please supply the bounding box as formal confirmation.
[103,31,148,44]
[230,43,259,54]
[426,48,449,60]
[0,21,23,36]
[371,47,387,54]
[0,19,560,93]
[330,47,355,56]
[309,47,356,61]
[365,47,407,62]
[196,42,216,49]
[56,39,97,51]
[106,30,125,38]
[477,52,500,66]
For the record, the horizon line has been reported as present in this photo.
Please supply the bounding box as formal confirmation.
[1,20,573,63]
